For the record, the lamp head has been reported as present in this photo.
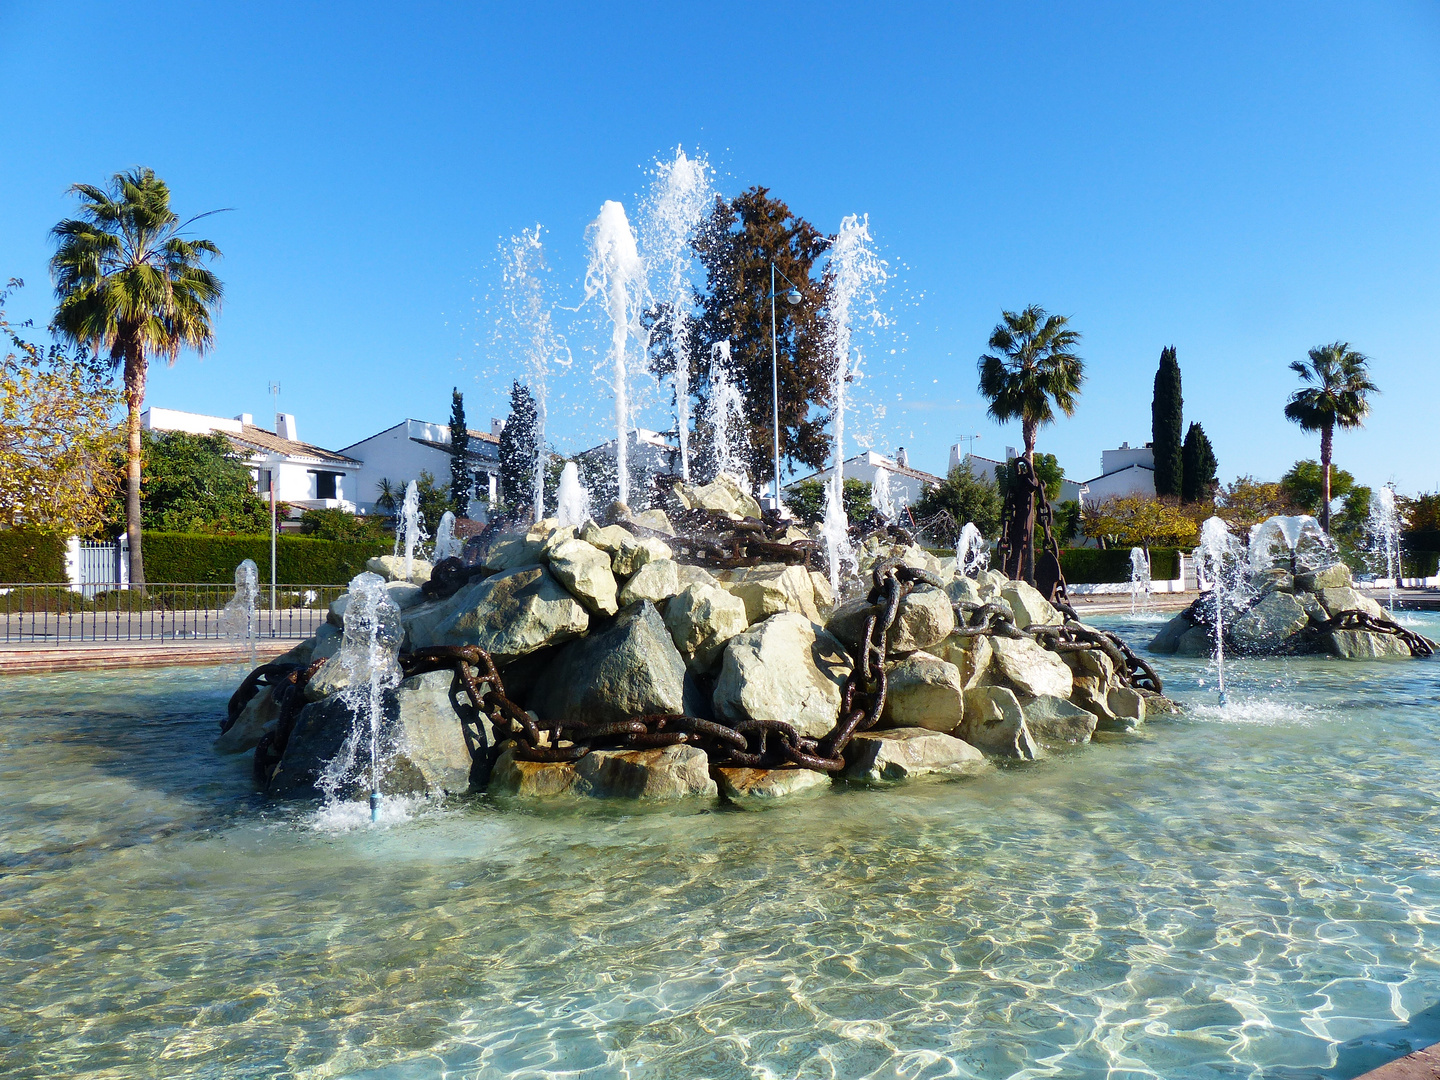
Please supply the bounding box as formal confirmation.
[785,289,802,305]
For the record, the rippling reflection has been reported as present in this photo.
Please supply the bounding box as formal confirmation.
[3,614,1440,1079]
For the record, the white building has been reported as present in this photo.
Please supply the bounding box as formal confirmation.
[789,448,943,510]
[1079,442,1157,505]
[575,428,680,504]
[141,407,361,514]
[948,444,1087,505]
[337,419,503,516]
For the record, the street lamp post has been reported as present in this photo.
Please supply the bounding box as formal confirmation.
[768,261,802,511]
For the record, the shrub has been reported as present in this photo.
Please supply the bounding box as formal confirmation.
[143,532,392,584]
[1061,547,1180,585]
[0,528,67,582]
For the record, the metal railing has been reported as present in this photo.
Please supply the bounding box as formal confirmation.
[0,583,345,645]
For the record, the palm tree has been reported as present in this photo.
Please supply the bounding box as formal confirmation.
[1284,343,1378,533]
[50,169,225,588]
[977,305,1084,580]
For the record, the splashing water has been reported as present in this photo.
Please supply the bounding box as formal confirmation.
[1129,547,1153,615]
[585,201,645,508]
[219,559,260,670]
[394,480,426,581]
[1248,514,1337,577]
[872,467,896,523]
[555,461,591,528]
[1367,483,1402,611]
[432,511,461,562]
[321,573,403,822]
[707,340,749,485]
[1199,517,1237,705]
[820,214,887,595]
[957,522,989,578]
[640,148,713,484]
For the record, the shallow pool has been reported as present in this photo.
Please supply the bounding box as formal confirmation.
[3,615,1440,1079]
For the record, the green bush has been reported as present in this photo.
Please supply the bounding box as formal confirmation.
[1403,551,1440,578]
[0,529,67,582]
[1061,547,1180,585]
[143,532,392,584]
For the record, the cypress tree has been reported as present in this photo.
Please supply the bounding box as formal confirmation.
[1151,346,1183,497]
[448,388,472,513]
[1181,422,1218,503]
[499,381,538,509]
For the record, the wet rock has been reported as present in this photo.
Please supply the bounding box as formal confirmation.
[215,684,280,754]
[540,525,577,560]
[947,575,986,607]
[1137,688,1183,715]
[890,585,956,653]
[987,636,1073,699]
[1231,590,1308,653]
[676,562,721,590]
[1148,613,1192,654]
[620,536,673,576]
[1326,628,1412,659]
[1296,563,1353,592]
[1106,686,1147,729]
[574,744,717,799]
[962,685,1039,759]
[630,508,675,535]
[825,597,880,652]
[882,652,964,732]
[390,669,488,793]
[843,727,987,782]
[1070,676,1121,728]
[266,695,361,798]
[326,593,348,628]
[714,613,852,738]
[547,538,619,616]
[1020,694,1096,746]
[530,601,705,724]
[1317,586,1387,621]
[943,632,994,690]
[1061,646,1115,687]
[665,583,750,672]
[1175,625,1213,657]
[679,473,762,520]
[483,534,544,573]
[366,554,433,585]
[808,571,834,614]
[488,747,582,797]
[303,653,352,702]
[385,580,426,611]
[272,638,315,667]
[1001,580,1063,629]
[716,766,831,804]
[404,565,589,662]
[618,557,681,607]
[726,563,823,624]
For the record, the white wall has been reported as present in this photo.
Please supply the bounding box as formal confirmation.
[793,451,936,508]
[1082,465,1156,504]
[338,419,499,514]
[1100,443,1154,475]
[142,407,242,436]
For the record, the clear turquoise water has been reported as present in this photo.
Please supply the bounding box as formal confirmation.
[4,615,1440,1080]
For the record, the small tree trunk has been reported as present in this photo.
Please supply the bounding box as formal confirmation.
[1319,423,1333,533]
[123,344,147,589]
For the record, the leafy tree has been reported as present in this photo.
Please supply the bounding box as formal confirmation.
[1055,499,1081,544]
[0,279,122,534]
[994,452,1066,504]
[498,381,538,511]
[1283,343,1378,533]
[1330,485,1372,552]
[913,458,1003,542]
[977,304,1084,580]
[1280,459,1355,516]
[50,168,225,587]
[1181,422,1218,504]
[1400,492,1440,535]
[1081,495,1197,556]
[448,387,471,513]
[103,430,271,534]
[1214,475,1299,532]
[375,478,403,515]
[1151,346,1183,497]
[785,477,872,526]
[375,471,451,531]
[672,188,830,491]
[299,507,388,541]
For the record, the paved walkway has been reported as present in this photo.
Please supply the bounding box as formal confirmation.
[0,640,297,675]
[1355,1042,1440,1079]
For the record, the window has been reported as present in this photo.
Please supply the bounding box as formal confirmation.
[256,469,273,495]
[309,471,341,500]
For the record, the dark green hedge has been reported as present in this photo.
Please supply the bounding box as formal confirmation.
[1061,547,1181,585]
[0,529,67,582]
[1404,551,1440,578]
[144,532,392,585]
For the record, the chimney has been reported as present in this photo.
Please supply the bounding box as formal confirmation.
[895,446,908,468]
[276,413,298,441]
[235,413,254,426]
[491,417,504,438]
[1005,446,1017,461]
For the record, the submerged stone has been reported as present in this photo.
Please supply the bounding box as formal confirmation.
[1326,628,1412,660]
[716,766,832,804]
[962,685,1039,760]
[1020,694,1096,746]
[842,727,987,782]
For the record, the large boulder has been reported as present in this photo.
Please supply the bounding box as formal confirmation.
[679,473,762,520]
[488,748,583,797]
[664,583,750,672]
[1317,586,1387,621]
[890,586,956,653]
[1296,563,1353,592]
[1069,676,1122,729]
[987,636,1074,699]
[842,728,987,782]
[215,684,280,754]
[1106,686,1147,728]
[366,554,433,585]
[530,601,706,724]
[630,508,675,535]
[825,597,880,652]
[942,633,994,690]
[676,562,722,590]
[716,766,831,804]
[388,668,488,794]
[808,571,834,614]
[725,563,823,624]
[713,613,852,738]
[547,538,619,616]
[618,557,681,607]
[1231,590,1308,653]
[1148,613,1193,654]
[1175,625,1213,657]
[1001,580,1063,629]
[573,744,717,799]
[961,685,1039,759]
[404,565,589,662]
[882,652,964,732]
[483,534,544,572]
[266,695,359,798]
[1326,629,1411,660]
[1020,694,1096,747]
[303,653,352,702]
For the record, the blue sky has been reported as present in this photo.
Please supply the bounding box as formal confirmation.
[3,1,1438,493]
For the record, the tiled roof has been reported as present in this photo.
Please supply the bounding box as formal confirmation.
[412,437,500,461]
[227,425,361,467]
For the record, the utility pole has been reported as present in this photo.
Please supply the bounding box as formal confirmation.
[269,382,280,633]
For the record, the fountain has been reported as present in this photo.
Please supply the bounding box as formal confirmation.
[640,148,713,484]
[584,200,644,508]
[706,340,749,485]
[394,480,426,582]
[1128,547,1152,615]
[872,467,896,524]
[1367,483,1402,611]
[1198,518,1235,705]
[432,511,461,562]
[956,522,990,578]
[219,558,260,669]
[555,461,591,528]
[319,572,404,822]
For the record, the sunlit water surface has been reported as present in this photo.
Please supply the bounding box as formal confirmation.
[4,614,1440,1079]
